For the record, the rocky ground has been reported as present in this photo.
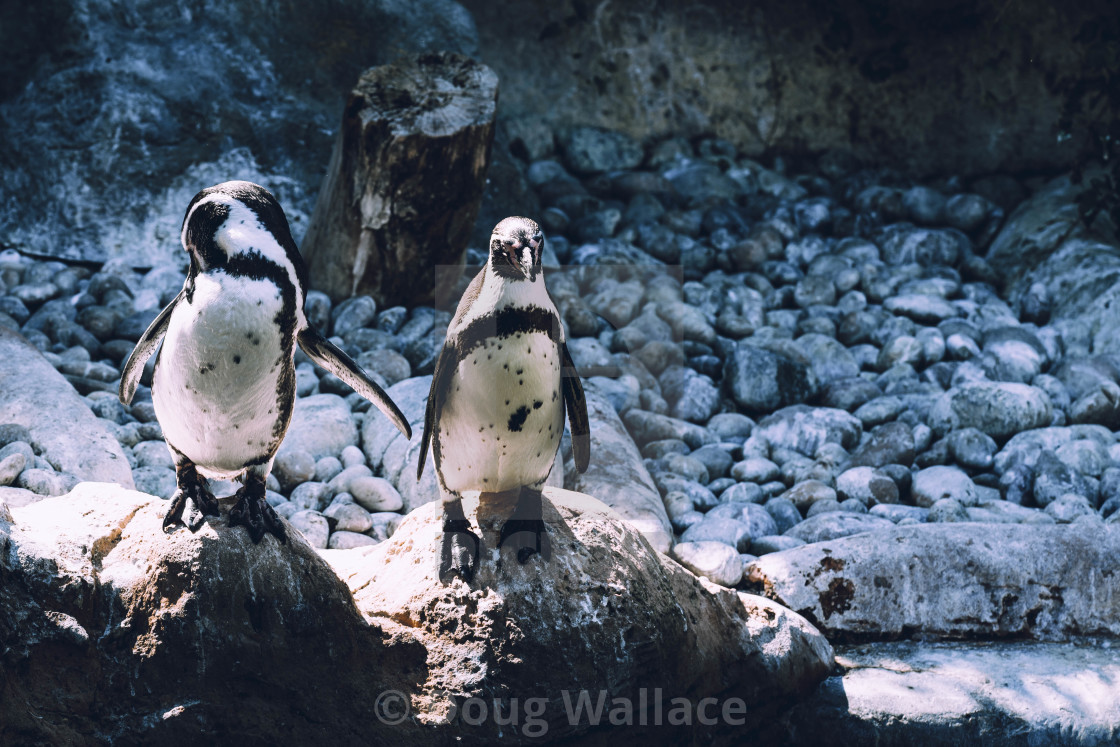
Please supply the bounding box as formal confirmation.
[2,126,1120,742]
[2,128,1118,583]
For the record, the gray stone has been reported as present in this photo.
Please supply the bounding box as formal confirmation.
[781,480,838,513]
[670,541,744,587]
[765,497,803,534]
[560,126,644,175]
[0,452,26,487]
[323,502,374,534]
[1044,494,1096,524]
[796,333,860,387]
[327,531,379,550]
[929,382,1052,439]
[783,512,895,544]
[946,427,997,470]
[721,482,765,505]
[348,476,404,513]
[16,468,74,497]
[878,226,960,267]
[706,412,754,441]
[325,465,374,496]
[689,445,734,481]
[0,485,41,508]
[927,497,970,522]
[724,344,816,413]
[623,409,716,449]
[746,523,1120,640]
[279,394,358,461]
[806,499,844,518]
[663,453,709,484]
[0,329,132,487]
[750,535,805,555]
[1033,450,1094,508]
[708,501,779,538]
[869,504,929,523]
[314,456,344,484]
[754,405,861,459]
[731,458,780,484]
[131,466,177,500]
[289,482,332,512]
[884,293,960,323]
[288,510,330,549]
[852,396,904,428]
[680,517,752,553]
[911,465,978,508]
[835,467,899,506]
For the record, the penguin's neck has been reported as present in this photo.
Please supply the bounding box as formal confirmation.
[478,265,548,314]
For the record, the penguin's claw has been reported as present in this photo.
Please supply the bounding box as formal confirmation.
[163,478,219,534]
[498,519,552,564]
[229,489,287,544]
[440,519,480,583]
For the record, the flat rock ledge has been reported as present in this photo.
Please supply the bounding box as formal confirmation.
[772,640,1120,747]
[745,523,1120,642]
[1,482,831,745]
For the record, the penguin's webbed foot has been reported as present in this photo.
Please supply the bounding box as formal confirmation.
[163,469,219,534]
[229,486,286,544]
[440,518,481,583]
[498,519,552,564]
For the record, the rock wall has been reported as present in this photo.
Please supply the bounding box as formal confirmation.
[0,0,478,266]
[462,0,1109,177]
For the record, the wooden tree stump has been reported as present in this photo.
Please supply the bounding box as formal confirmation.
[302,52,498,306]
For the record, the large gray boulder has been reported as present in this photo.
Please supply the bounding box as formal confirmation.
[0,0,478,266]
[1,481,833,744]
[987,173,1120,355]
[0,483,418,745]
[326,487,834,741]
[0,328,132,487]
[745,524,1120,641]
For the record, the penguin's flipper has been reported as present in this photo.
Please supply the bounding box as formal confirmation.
[560,342,591,473]
[297,326,412,439]
[119,290,183,405]
[418,342,457,481]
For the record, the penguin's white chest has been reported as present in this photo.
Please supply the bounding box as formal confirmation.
[153,273,292,477]
[438,330,563,493]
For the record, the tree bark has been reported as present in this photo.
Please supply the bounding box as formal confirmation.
[302,52,498,306]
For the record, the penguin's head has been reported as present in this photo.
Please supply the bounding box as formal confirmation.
[180,181,306,287]
[489,216,544,282]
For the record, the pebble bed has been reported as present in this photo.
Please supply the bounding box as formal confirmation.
[1,129,1118,587]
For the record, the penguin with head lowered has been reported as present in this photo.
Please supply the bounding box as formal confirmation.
[419,216,590,582]
[119,180,412,543]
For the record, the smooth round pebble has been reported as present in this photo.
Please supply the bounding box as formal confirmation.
[670,541,744,587]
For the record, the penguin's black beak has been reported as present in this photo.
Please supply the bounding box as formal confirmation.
[524,233,543,282]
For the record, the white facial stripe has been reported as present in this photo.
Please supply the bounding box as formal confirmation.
[183,193,306,318]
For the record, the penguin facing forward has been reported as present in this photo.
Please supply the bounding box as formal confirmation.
[419,216,590,582]
[119,181,412,543]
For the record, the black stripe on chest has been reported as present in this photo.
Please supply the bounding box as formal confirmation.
[452,305,562,361]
